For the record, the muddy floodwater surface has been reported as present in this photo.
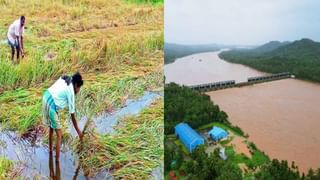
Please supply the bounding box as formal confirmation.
[164,50,267,85]
[207,79,320,172]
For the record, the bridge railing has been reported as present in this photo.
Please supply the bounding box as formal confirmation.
[189,72,291,92]
[188,80,236,92]
[248,72,290,83]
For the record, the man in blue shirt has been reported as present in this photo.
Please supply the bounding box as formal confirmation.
[42,72,84,161]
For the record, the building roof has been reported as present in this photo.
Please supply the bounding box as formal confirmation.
[208,126,228,139]
[175,123,203,141]
[175,123,204,152]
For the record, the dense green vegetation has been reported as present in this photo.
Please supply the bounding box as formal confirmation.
[164,136,183,171]
[219,39,320,83]
[255,159,300,180]
[255,159,320,179]
[164,83,229,134]
[164,43,225,64]
[126,0,163,4]
[183,146,242,179]
[165,139,242,180]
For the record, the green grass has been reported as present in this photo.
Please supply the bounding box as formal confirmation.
[174,139,189,155]
[126,0,163,5]
[220,136,233,145]
[0,157,13,178]
[0,88,43,134]
[0,33,163,91]
[249,149,270,168]
[225,145,270,170]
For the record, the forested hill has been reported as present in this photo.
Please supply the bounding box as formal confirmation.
[219,38,320,83]
[250,41,290,54]
[165,43,229,64]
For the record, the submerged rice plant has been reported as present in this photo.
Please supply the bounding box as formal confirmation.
[74,99,163,178]
[0,157,21,179]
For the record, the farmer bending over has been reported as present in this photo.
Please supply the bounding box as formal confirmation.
[42,72,84,161]
[7,16,25,64]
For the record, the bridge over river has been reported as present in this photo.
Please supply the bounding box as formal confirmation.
[188,72,292,92]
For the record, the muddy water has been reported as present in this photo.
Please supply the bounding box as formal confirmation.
[207,79,320,172]
[69,91,162,136]
[164,50,267,85]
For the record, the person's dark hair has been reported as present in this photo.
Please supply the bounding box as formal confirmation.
[72,72,83,87]
[62,75,72,85]
[61,72,83,87]
[20,16,25,21]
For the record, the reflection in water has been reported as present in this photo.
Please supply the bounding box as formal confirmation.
[72,143,90,180]
[164,50,267,85]
[0,131,90,178]
[68,91,162,136]
[49,153,54,178]
[73,164,81,180]
[49,152,61,180]
[207,79,320,172]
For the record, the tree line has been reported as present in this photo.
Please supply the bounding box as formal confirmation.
[164,83,229,134]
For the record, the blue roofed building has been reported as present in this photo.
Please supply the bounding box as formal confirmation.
[175,123,205,153]
[208,126,228,141]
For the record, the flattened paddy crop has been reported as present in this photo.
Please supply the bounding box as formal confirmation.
[0,0,163,178]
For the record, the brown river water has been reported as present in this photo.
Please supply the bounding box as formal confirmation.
[208,79,320,173]
[165,50,320,173]
[164,50,267,85]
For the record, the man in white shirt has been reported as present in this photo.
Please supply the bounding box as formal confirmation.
[7,16,25,64]
[42,72,84,161]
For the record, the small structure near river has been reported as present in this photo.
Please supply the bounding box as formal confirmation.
[175,123,205,153]
[208,126,228,141]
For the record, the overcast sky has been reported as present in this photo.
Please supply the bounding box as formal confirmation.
[165,0,320,45]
